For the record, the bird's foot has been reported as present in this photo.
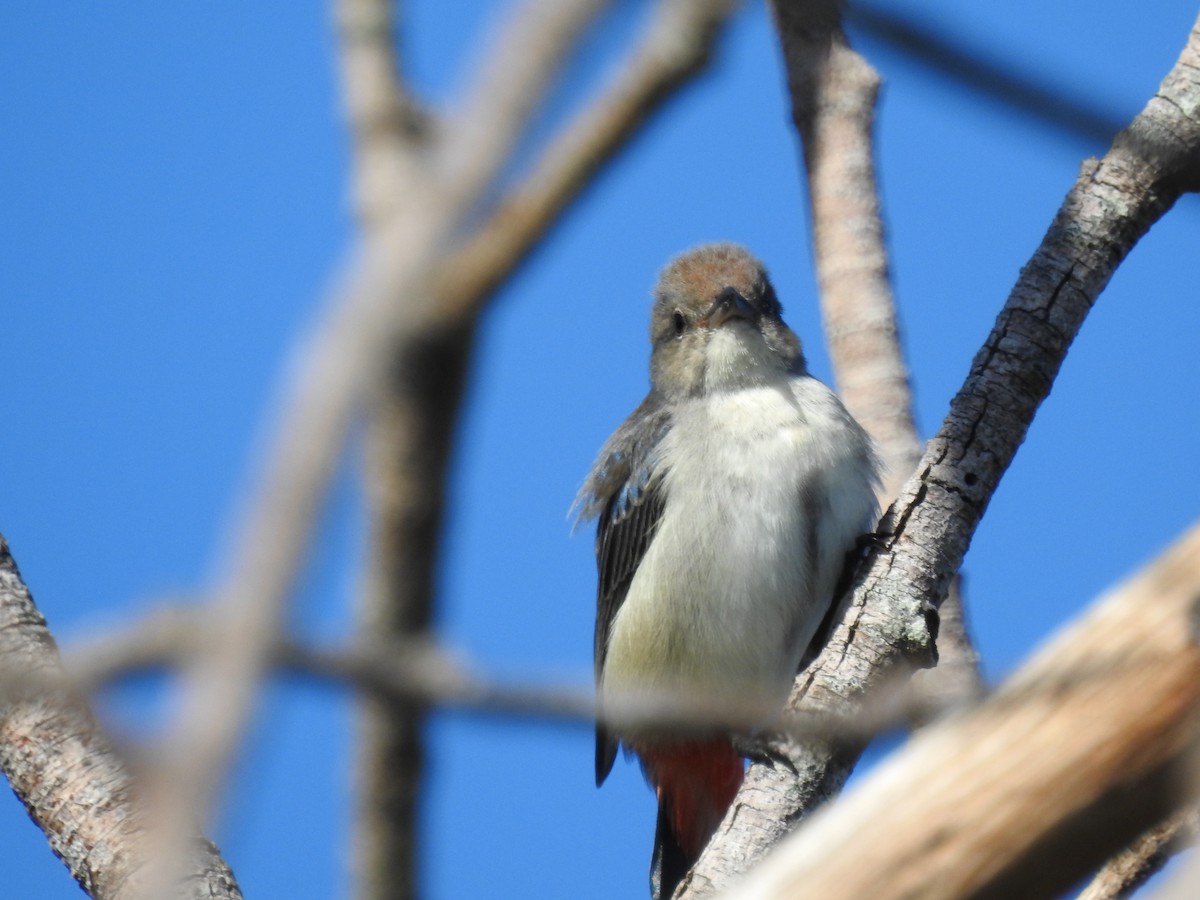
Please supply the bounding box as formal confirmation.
[854,531,889,554]
[732,731,797,774]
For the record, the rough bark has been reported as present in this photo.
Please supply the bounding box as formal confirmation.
[770,0,982,721]
[732,522,1200,900]
[0,536,242,900]
[680,12,1200,897]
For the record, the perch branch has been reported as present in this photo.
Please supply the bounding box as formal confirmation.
[733,522,1200,900]
[681,10,1200,896]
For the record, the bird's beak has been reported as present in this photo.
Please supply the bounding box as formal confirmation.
[699,288,755,329]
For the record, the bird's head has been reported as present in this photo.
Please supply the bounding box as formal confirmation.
[648,243,804,398]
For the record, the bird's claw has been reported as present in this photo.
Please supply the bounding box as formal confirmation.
[732,731,796,773]
[855,531,889,554]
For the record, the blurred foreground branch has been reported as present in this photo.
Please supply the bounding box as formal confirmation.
[847,1,1125,147]
[60,610,950,749]
[341,1,740,896]
[153,0,615,893]
[733,521,1200,900]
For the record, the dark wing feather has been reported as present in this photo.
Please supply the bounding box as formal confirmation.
[594,474,665,784]
[576,396,670,786]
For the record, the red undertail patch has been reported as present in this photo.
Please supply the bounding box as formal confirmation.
[638,738,745,859]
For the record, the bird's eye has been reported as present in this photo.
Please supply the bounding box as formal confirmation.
[672,310,686,337]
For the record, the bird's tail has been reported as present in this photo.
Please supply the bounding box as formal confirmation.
[640,739,744,899]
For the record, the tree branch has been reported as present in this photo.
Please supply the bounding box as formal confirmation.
[846,2,1126,148]
[0,537,241,900]
[347,1,612,895]
[336,0,431,227]
[776,0,920,488]
[142,0,617,890]
[435,0,612,209]
[59,608,956,749]
[432,0,741,322]
[336,0,445,891]
[681,11,1200,896]
[348,1,739,896]
[1077,807,1199,900]
[356,324,472,900]
[769,0,982,721]
[732,521,1200,900]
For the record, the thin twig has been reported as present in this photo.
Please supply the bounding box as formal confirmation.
[433,0,742,322]
[847,1,1125,147]
[57,607,955,754]
[1077,808,1200,900]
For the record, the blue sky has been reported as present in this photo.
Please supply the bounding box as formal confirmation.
[1,2,1198,897]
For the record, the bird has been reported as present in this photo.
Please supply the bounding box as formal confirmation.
[576,243,878,898]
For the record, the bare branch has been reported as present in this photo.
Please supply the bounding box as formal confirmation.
[732,521,1200,900]
[847,2,1126,147]
[681,11,1200,895]
[356,328,471,900]
[335,0,440,890]
[774,0,920,492]
[285,642,964,747]
[349,1,738,895]
[433,0,742,322]
[59,609,944,758]
[343,2,623,896]
[152,241,421,885]
[143,0,620,888]
[0,537,241,900]
[769,0,982,719]
[1077,807,1199,900]
[336,0,431,226]
[437,0,612,209]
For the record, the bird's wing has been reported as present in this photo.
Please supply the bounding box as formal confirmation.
[576,396,671,785]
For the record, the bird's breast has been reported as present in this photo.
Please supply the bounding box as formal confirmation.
[601,377,874,724]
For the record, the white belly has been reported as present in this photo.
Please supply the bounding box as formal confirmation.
[601,377,874,721]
